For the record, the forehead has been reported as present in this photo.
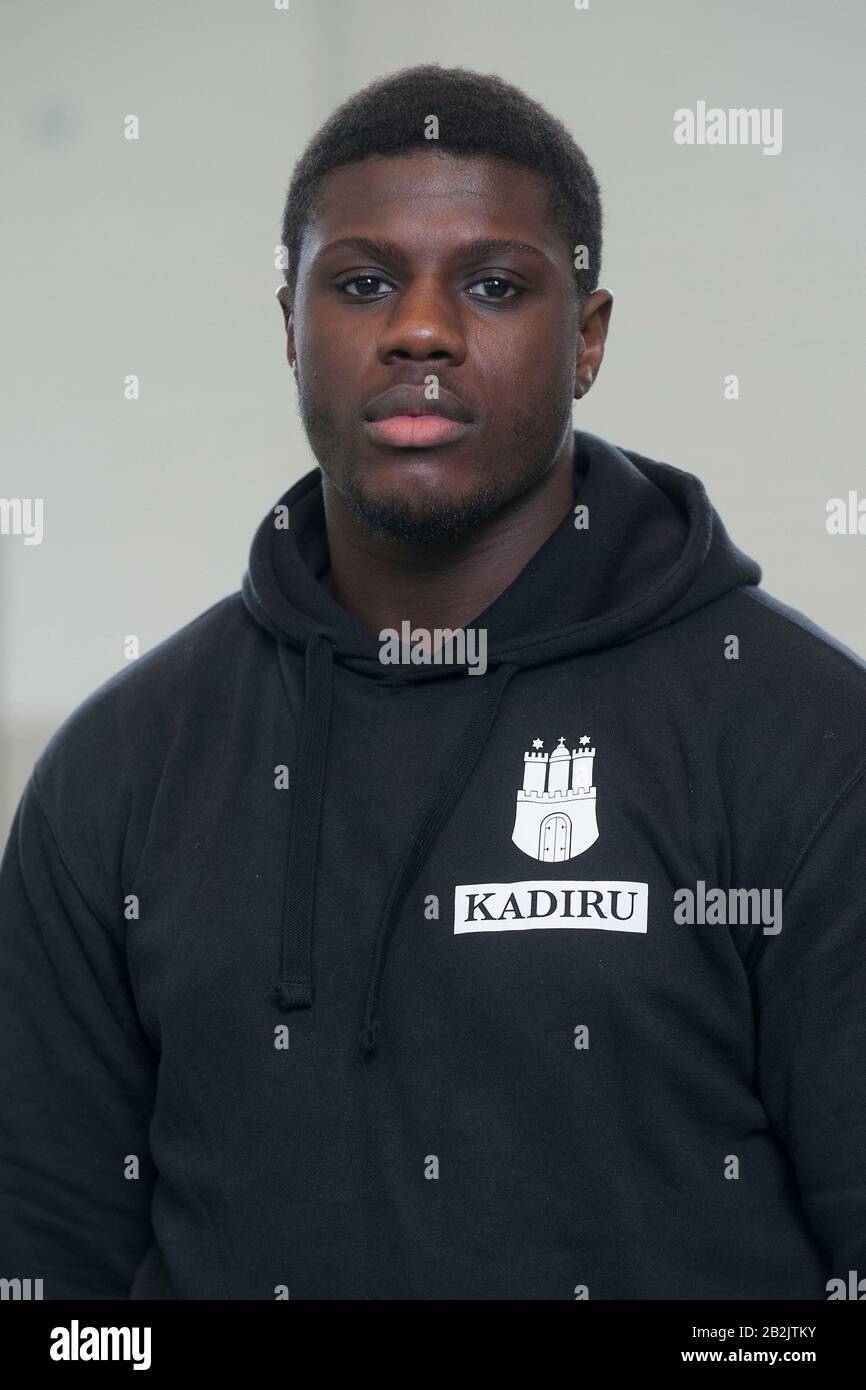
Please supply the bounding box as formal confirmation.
[303,150,564,261]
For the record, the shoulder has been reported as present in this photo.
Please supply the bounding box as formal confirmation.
[29,592,258,903]
[737,584,866,685]
[708,584,866,883]
[35,593,251,783]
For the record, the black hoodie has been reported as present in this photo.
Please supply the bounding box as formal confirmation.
[2,428,866,1300]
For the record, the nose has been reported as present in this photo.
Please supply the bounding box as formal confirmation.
[376,276,467,366]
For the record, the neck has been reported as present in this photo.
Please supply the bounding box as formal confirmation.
[320,434,576,635]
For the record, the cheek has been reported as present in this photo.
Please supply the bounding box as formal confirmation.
[294,298,359,376]
[475,319,574,393]
[302,343,360,410]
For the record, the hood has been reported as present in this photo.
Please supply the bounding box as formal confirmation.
[240,428,761,1058]
[242,429,760,675]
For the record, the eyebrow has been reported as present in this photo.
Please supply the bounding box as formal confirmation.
[315,236,551,266]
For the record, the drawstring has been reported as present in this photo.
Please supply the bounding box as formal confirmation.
[358,660,520,1060]
[272,633,335,1010]
[270,636,518,1059]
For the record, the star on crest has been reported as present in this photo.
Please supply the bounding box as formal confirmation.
[532,738,544,749]
[579,734,591,746]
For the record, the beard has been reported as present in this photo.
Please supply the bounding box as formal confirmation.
[296,379,573,544]
[334,456,533,543]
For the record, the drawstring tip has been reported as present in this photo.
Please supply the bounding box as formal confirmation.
[272,983,294,1011]
[272,980,312,1010]
[358,1019,380,1058]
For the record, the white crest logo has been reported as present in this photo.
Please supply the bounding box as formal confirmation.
[511,734,599,862]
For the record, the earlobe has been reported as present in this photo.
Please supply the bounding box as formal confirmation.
[574,364,595,400]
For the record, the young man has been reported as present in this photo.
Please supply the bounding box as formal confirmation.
[1,64,865,1302]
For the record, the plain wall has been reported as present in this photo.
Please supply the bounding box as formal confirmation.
[2,0,864,839]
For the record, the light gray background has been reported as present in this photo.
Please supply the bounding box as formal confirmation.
[2,0,864,839]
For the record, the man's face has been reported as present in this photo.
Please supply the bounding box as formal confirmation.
[280,149,610,542]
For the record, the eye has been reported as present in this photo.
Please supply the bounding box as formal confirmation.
[467,276,521,301]
[335,272,522,302]
[338,274,394,298]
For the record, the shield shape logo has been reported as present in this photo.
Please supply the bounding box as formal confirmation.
[511,735,599,862]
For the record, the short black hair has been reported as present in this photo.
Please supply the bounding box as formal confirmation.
[279,63,603,305]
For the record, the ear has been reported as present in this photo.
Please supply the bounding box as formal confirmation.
[275,286,296,367]
[275,284,291,326]
[574,288,614,398]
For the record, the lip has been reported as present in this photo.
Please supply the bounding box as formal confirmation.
[364,383,478,453]
[363,415,473,448]
[362,382,474,449]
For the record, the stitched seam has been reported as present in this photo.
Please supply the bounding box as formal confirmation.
[743,751,866,978]
[781,754,866,897]
[31,766,116,934]
[31,769,230,1299]
[741,586,866,681]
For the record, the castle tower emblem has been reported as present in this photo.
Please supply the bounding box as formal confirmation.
[511,734,599,862]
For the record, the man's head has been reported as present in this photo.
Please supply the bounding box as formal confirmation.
[276,64,612,543]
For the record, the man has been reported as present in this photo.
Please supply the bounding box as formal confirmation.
[1,63,865,1302]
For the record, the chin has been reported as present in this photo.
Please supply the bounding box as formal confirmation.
[342,469,506,544]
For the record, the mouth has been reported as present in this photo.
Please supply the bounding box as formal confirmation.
[362,415,473,449]
[362,382,475,450]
